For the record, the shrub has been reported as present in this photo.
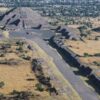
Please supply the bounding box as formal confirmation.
[36,83,44,92]
[94,53,100,57]
[0,81,5,88]
[0,53,5,57]
[16,41,24,46]
[95,37,99,40]
[0,60,8,64]
[16,46,23,52]
[20,54,31,60]
[93,61,100,66]
[10,90,34,100]
[84,53,90,57]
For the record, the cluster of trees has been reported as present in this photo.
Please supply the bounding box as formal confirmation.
[0,90,34,100]
[40,4,100,18]
[84,53,100,57]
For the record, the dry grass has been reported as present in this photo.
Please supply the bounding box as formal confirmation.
[0,40,36,94]
[79,57,100,70]
[0,63,36,94]
[64,40,100,56]
[67,25,81,29]
[0,39,81,100]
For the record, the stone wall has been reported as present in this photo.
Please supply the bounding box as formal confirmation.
[51,36,100,86]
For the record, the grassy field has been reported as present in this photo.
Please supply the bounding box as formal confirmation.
[64,24,100,81]
[64,40,100,56]
[0,38,81,100]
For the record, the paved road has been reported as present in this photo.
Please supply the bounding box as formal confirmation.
[10,30,99,100]
[32,37,99,100]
